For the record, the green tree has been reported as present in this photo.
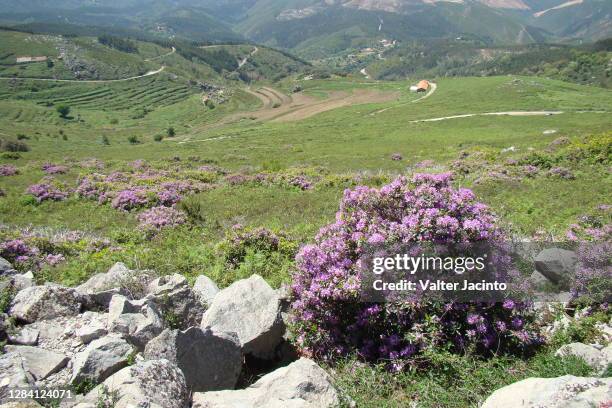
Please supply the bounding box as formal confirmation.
[167,127,176,137]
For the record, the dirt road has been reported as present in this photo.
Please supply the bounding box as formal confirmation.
[0,66,166,83]
[144,47,176,62]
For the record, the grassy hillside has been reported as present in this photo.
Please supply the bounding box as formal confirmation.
[363,38,612,88]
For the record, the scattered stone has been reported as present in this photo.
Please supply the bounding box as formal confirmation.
[192,358,339,408]
[11,272,34,292]
[201,275,283,359]
[147,274,204,329]
[0,352,34,401]
[83,359,189,408]
[76,319,107,344]
[192,275,219,306]
[77,262,152,306]
[7,327,39,346]
[0,257,16,276]
[556,342,611,374]
[4,346,68,380]
[107,295,164,350]
[144,327,241,392]
[481,375,612,408]
[71,335,133,385]
[0,401,43,407]
[9,285,82,323]
[534,248,577,289]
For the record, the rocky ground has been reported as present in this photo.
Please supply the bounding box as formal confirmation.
[0,252,610,408]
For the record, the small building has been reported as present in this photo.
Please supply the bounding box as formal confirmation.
[416,80,430,92]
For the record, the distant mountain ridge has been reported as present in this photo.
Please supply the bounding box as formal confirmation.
[0,0,609,53]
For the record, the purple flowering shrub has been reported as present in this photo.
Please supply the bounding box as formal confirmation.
[0,164,18,176]
[111,188,151,211]
[291,174,540,368]
[137,206,186,232]
[42,163,69,175]
[566,212,611,305]
[0,228,112,272]
[26,183,68,202]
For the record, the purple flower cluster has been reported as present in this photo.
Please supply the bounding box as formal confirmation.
[42,163,69,175]
[0,239,39,264]
[288,175,313,191]
[291,173,539,366]
[137,206,186,231]
[26,183,68,202]
[572,240,611,304]
[547,166,575,180]
[0,164,18,176]
[111,188,150,211]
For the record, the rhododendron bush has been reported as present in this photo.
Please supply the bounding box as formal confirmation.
[291,173,540,369]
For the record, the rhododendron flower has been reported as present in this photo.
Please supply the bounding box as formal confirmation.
[291,174,540,367]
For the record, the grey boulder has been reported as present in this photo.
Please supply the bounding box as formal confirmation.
[9,285,82,323]
[534,248,577,289]
[7,327,39,346]
[192,358,339,408]
[71,335,133,385]
[147,274,204,329]
[556,342,612,374]
[201,275,283,359]
[3,345,68,380]
[481,375,612,408]
[84,359,189,408]
[107,295,164,350]
[0,256,16,276]
[144,327,242,392]
[193,275,220,306]
[0,352,34,401]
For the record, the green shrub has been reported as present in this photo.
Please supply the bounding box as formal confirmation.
[154,134,164,142]
[56,105,71,119]
[127,136,140,145]
[0,139,29,152]
[167,127,176,137]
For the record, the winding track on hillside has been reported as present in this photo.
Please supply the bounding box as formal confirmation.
[0,66,166,83]
[144,46,176,62]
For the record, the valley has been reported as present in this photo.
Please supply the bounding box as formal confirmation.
[0,4,610,408]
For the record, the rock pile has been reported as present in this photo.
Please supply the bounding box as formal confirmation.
[0,259,339,407]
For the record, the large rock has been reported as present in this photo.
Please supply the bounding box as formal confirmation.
[147,274,204,329]
[71,335,133,385]
[534,248,577,289]
[0,352,34,402]
[107,295,164,350]
[201,275,283,359]
[0,256,16,276]
[192,358,339,408]
[193,275,220,306]
[77,262,151,308]
[9,285,82,323]
[481,375,612,408]
[144,327,241,392]
[3,345,68,380]
[76,262,132,294]
[7,327,39,346]
[84,359,189,408]
[556,342,612,374]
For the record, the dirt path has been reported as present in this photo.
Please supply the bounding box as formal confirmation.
[409,110,608,123]
[238,47,258,69]
[144,47,176,62]
[0,66,166,83]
